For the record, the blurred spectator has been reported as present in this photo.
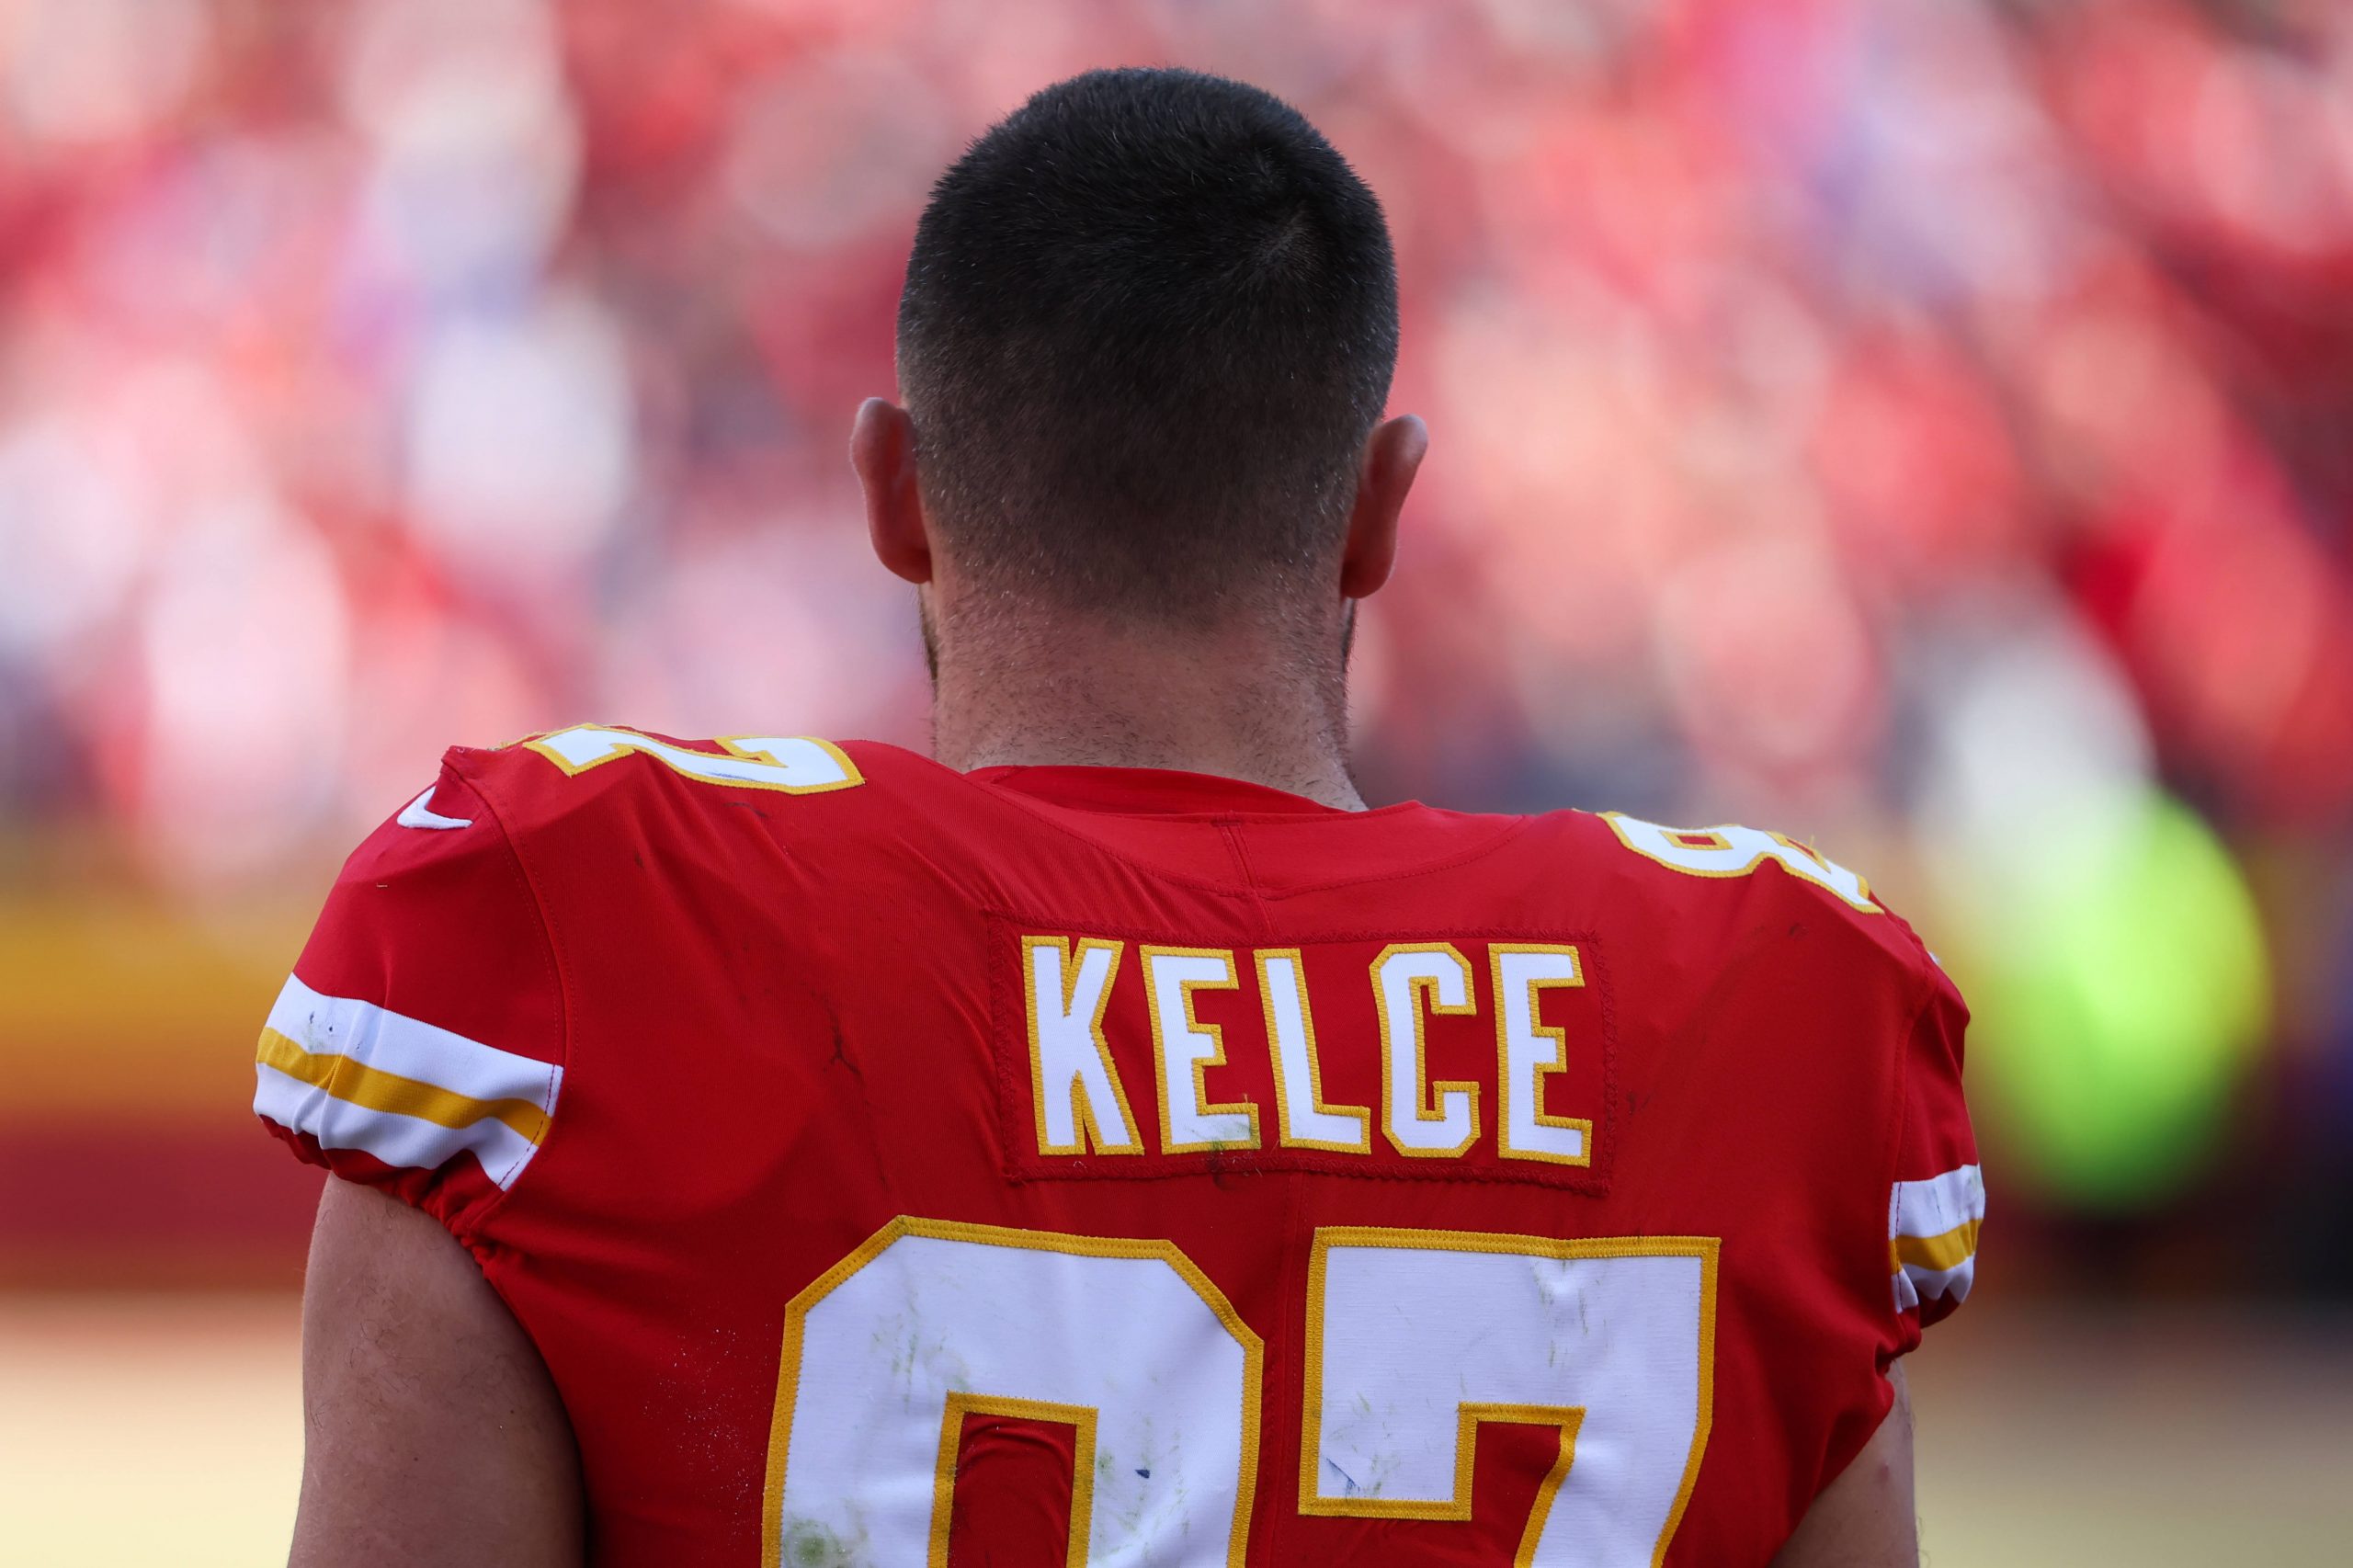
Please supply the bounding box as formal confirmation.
[3,0,2349,1259]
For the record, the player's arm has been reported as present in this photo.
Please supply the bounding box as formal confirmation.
[256,761,581,1562]
[291,1177,584,1568]
[1769,1361,1917,1568]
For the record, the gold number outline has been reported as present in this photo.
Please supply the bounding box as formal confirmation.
[929,1392,1100,1568]
[763,1216,1266,1568]
[523,723,865,796]
[1297,1225,1720,1568]
[1600,812,1881,913]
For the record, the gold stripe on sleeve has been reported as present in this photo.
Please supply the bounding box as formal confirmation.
[1889,1217,1981,1275]
[256,1027,551,1146]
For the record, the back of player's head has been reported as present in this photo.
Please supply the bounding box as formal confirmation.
[899,68,1400,621]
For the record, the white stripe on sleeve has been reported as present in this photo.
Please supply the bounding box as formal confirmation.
[1890,1163,1984,1241]
[255,1062,545,1189]
[265,974,561,1116]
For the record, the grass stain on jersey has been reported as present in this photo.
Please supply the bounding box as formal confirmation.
[776,1517,867,1568]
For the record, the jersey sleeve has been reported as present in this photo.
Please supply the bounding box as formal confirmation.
[1805,918,1984,1514]
[252,756,566,1244]
[1883,954,1982,1350]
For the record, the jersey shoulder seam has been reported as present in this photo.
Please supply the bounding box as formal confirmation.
[437,748,575,1246]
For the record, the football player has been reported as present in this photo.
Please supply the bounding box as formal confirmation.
[260,68,1978,1567]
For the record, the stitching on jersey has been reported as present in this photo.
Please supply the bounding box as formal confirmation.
[968,778,1299,897]
[989,912,1036,1176]
[444,751,575,1250]
[1254,813,1542,901]
[965,772,1533,900]
[1215,823,1277,939]
[967,760,1428,826]
[1267,1172,1307,1562]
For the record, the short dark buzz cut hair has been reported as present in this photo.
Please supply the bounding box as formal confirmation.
[898,68,1400,621]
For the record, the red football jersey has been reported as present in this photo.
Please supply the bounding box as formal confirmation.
[256,726,1979,1567]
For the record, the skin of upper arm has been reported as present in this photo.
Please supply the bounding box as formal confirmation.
[290,1178,585,1568]
[1770,1360,1919,1568]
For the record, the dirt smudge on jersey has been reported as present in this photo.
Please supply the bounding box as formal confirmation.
[774,1517,870,1568]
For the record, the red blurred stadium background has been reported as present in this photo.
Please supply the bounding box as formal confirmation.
[2,0,2350,1560]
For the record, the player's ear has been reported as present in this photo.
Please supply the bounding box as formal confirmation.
[853,397,931,586]
[1338,414,1426,600]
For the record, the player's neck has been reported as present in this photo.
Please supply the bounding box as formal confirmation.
[930,611,1366,811]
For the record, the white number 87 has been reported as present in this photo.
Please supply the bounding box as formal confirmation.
[765,1219,1717,1568]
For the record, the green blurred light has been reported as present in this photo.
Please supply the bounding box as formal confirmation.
[1938,794,2268,1211]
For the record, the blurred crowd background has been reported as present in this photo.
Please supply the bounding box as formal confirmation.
[3,0,2350,1561]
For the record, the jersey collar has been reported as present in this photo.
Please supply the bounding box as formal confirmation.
[969,764,1389,818]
